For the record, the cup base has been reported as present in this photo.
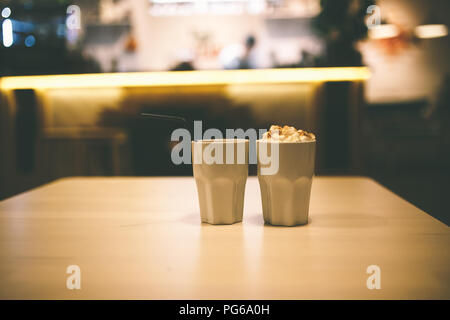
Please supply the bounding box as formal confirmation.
[264,219,308,227]
[202,219,242,225]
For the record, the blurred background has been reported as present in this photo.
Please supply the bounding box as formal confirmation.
[0,0,449,224]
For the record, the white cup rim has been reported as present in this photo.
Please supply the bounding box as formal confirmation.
[256,139,315,144]
[192,139,249,144]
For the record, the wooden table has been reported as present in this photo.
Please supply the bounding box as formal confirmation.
[0,177,448,299]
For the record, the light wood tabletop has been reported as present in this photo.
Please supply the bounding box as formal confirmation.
[0,177,448,299]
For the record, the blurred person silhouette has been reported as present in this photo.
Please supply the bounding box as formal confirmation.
[171,61,195,71]
[220,35,258,69]
[170,49,196,71]
[299,50,316,67]
[423,74,450,143]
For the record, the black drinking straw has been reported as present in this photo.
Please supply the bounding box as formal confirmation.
[141,113,193,139]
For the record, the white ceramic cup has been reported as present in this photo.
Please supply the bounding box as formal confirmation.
[192,139,249,225]
[257,140,315,226]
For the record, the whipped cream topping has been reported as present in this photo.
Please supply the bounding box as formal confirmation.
[262,125,316,142]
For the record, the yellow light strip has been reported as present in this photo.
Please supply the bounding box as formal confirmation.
[414,24,448,39]
[0,67,370,90]
[368,24,400,39]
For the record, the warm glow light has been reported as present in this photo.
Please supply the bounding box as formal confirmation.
[368,24,399,39]
[414,24,448,39]
[150,0,263,2]
[0,68,370,90]
[2,19,13,47]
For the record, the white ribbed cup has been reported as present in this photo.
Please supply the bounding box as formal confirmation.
[257,140,315,226]
[192,139,249,225]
